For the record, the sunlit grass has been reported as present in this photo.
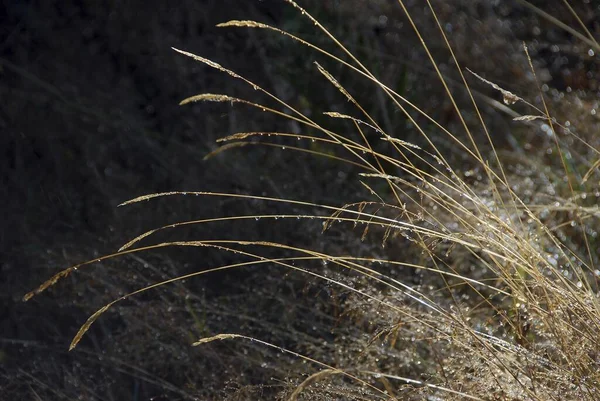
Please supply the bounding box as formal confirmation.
[26,1,600,399]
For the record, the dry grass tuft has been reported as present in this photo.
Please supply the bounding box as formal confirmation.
[26,1,600,399]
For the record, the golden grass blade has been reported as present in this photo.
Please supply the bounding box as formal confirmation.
[582,158,600,184]
[322,112,382,135]
[179,93,236,105]
[513,115,547,122]
[192,333,239,345]
[561,0,600,49]
[208,141,370,168]
[202,141,250,159]
[288,369,341,401]
[70,304,112,350]
[178,93,321,132]
[24,243,190,301]
[467,69,523,106]
[216,131,320,143]
[314,62,354,105]
[23,269,74,302]
[314,61,387,145]
[362,371,484,401]
[118,213,388,251]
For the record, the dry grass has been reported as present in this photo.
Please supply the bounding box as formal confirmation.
[25,1,600,400]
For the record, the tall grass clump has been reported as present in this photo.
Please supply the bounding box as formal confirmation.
[26,1,600,400]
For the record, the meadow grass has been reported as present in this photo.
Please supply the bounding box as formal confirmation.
[26,1,600,399]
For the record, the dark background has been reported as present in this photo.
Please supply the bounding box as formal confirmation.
[2,0,599,399]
